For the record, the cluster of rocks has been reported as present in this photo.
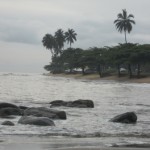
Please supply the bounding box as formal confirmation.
[0,99,94,126]
[50,99,94,108]
[0,100,137,127]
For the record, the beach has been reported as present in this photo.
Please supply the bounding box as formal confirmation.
[0,73,150,150]
[48,73,150,84]
[1,135,150,150]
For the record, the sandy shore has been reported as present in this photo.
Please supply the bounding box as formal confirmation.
[47,73,150,84]
[0,135,150,150]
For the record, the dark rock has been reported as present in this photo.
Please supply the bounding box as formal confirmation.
[24,107,66,120]
[72,99,94,108]
[18,116,55,126]
[50,99,94,108]
[110,112,137,124]
[19,106,28,110]
[1,121,15,126]
[50,100,64,105]
[0,107,22,118]
[0,102,18,109]
[19,106,29,115]
[50,100,67,107]
[112,143,150,148]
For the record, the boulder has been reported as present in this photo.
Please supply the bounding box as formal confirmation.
[50,99,94,108]
[19,106,29,115]
[110,112,137,124]
[18,116,55,126]
[0,102,18,109]
[72,99,94,108]
[19,106,29,110]
[24,107,66,120]
[0,107,22,118]
[1,121,15,126]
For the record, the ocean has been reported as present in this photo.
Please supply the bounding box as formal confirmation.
[0,72,150,149]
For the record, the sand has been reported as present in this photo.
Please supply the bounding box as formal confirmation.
[48,73,150,84]
[0,135,150,150]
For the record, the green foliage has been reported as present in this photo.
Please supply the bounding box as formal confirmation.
[42,34,55,57]
[114,9,135,43]
[54,29,65,54]
[65,29,77,48]
[44,43,150,78]
[42,28,77,57]
[61,48,83,71]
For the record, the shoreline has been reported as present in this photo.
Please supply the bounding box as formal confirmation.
[1,135,150,150]
[46,73,150,84]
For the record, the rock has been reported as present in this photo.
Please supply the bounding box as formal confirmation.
[72,99,94,108]
[50,99,94,108]
[24,107,66,120]
[0,107,22,118]
[19,106,28,110]
[50,100,69,107]
[18,116,55,126]
[19,106,29,115]
[0,102,18,109]
[111,143,150,148]
[110,112,137,124]
[1,121,15,126]
[50,100,64,105]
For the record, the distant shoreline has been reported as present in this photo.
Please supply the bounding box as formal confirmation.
[45,73,150,84]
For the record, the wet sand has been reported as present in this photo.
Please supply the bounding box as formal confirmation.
[48,73,150,83]
[0,135,150,150]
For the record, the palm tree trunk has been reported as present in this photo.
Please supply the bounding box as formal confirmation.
[117,64,121,77]
[50,49,54,58]
[81,67,85,75]
[125,30,127,43]
[98,64,102,78]
[128,64,132,78]
[137,64,140,78]
[70,42,71,48]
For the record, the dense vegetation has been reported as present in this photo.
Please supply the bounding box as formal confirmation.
[42,10,150,79]
[43,44,150,78]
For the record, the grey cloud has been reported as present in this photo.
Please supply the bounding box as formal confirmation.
[0,18,41,44]
[0,0,150,48]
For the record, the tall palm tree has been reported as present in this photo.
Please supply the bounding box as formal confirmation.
[65,29,77,48]
[54,29,65,54]
[42,34,55,57]
[114,9,135,43]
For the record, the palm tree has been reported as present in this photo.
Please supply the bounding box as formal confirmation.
[54,29,65,54]
[65,29,77,48]
[42,34,55,57]
[114,9,135,43]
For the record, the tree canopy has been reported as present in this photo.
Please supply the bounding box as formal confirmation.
[42,10,150,79]
[114,9,135,43]
[42,28,77,57]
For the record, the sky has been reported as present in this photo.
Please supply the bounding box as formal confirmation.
[0,0,150,73]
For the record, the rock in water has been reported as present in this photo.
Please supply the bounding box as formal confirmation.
[50,99,94,108]
[1,121,15,126]
[0,103,18,109]
[110,112,137,124]
[0,107,22,118]
[72,99,94,108]
[18,116,55,126]
[24,107,66,120]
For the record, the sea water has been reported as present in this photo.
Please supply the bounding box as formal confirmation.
[0,72,150,148]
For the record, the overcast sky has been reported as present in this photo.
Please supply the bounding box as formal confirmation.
[0,0,150,73]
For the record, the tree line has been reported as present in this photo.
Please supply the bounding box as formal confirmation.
[42,9,150,78]
[42,28,77,57]
[43,44,150,78]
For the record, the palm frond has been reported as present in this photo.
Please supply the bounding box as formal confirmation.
[114,9,135,42]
